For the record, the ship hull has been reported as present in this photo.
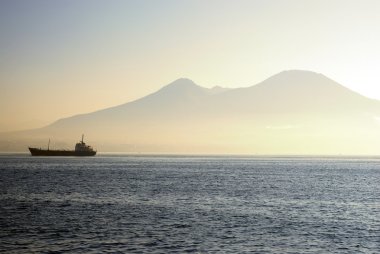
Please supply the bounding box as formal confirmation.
[29,147,96,156]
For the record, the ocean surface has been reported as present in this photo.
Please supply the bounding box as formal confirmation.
[1,154,380,253]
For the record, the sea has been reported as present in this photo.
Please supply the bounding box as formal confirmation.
[1,154,380,253]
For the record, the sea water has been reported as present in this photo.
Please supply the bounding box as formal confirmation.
[1,154,380,253]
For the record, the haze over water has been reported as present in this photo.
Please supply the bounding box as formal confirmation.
[2,1,380,253]
[1,155,380,253]
[3,0,380,133]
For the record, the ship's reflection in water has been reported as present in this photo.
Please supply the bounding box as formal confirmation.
[1,155,380,253]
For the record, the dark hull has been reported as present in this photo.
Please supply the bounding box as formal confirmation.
[29,147,96,156]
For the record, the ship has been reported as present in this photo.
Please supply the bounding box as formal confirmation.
[28,135,97,156]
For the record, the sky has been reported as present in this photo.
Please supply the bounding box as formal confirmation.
[2,0,380,132]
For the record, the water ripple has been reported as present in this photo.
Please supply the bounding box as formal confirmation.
[1,155,380,253]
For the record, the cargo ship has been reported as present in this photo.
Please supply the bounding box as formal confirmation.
[29,135,96,156]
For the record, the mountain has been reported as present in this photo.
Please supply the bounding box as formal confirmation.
[2,70,380,154]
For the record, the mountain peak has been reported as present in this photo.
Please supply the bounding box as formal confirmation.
[141,78,209,104]
[163,78,198,89]
[277,69,322,76]
[253,69,343,92]
[156,78,207,95]
[267,70,326,82]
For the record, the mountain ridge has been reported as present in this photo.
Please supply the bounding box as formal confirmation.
[2,70,380,154]
[54,70,377,123]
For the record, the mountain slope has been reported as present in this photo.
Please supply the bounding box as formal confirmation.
[2,70,380,154]
[211,70,378,114]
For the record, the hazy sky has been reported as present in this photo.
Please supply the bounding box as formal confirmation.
[2,0,380,131]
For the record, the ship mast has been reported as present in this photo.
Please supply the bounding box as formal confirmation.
[82,134,84,143]
[48,139,50,151]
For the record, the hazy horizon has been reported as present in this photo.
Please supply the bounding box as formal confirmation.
[3,69,380,155]
[3,1,380,155]
[3,2,380,251]
[3,0,380,132]
[0,69,351,132]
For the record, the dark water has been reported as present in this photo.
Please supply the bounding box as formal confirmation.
[1,155,380,253]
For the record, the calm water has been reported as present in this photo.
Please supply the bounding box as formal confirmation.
[1,155,380,253]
